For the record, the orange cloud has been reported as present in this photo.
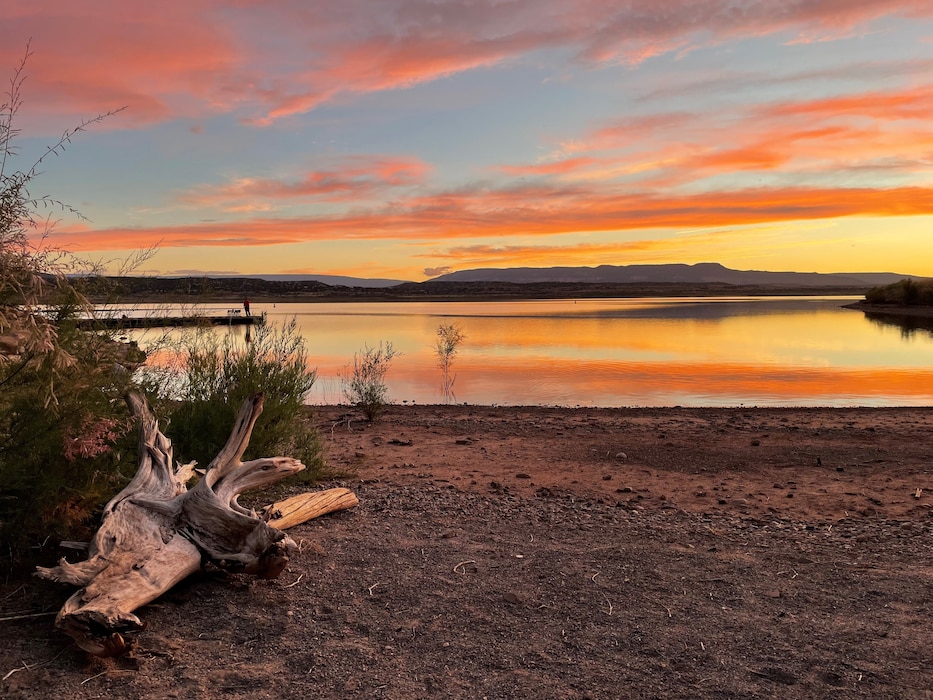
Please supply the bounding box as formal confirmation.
[762,87,933,121]
[517,83,933,192]
[46,184,933,252]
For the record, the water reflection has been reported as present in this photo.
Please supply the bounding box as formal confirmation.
[118,297,933,408]
[863,311,933,340]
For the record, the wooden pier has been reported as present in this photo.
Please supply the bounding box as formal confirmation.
[76,313,265,330]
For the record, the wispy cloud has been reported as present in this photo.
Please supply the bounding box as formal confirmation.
[7,1,933,277]
[48,183,933,252]
[179,156,431,209]
[6,0,933,127]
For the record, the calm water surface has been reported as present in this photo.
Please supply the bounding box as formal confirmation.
[120,297,933,407]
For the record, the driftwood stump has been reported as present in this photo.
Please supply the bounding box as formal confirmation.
[35,392,357,656]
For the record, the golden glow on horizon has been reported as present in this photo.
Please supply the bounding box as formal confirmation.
[8,2,933,278]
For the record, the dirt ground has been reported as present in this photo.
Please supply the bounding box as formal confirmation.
[2,404,933,699]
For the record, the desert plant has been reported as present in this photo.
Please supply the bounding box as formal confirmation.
[0,320,142,557]
[0,48,142,564]
[435,322,466,404]
[138,318,326,481]
[341,341,399,421]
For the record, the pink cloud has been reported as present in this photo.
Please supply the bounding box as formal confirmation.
[44,183,933,252]
[4,0,932,127]
[180,156,431,208]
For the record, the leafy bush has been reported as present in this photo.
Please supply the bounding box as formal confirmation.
[139,318,326,481]
[864,279,933,306]
[341,341,399,421]
[0,320,143,556]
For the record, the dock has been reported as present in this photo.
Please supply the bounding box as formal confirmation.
[76,313,265,330]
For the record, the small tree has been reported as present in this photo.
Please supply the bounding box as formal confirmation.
[0,47,139,562]
[341,341,399,421]
[435,323,466,404]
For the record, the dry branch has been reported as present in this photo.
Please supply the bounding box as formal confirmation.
[36,391,357,656]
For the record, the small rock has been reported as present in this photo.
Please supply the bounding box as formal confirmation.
[515,473,531,479]
[615,452,627,460]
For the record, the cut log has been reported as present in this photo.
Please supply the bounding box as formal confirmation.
[263,488,360,530]
[36,391,357,656]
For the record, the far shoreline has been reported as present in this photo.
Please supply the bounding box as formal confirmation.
[84,277,875,305]
[842,300,933,319]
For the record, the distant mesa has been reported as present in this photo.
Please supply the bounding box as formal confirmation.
[84,264,929,302]
[199,273,410,289]
[427,263,922,288]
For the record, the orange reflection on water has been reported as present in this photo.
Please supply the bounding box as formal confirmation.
[127,299,933,407]
[425,357,933,407]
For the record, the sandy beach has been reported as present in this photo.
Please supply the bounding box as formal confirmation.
[2,403,932,698]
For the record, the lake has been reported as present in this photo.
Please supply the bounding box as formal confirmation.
[119,297,933,408]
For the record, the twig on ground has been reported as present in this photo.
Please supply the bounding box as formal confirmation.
[3,663,29,682]
[283,574,304,589]
[646,597,672,618]
[0,611,58,622]
[600,591,614,616]
[367,582,383,596]
[453,560,476,574]
[1,585,25,602]
[3,648,68,681]
[81,671,108,685]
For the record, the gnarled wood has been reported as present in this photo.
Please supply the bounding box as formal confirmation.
[36,392,357,656]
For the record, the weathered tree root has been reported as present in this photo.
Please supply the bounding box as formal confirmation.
[36,392,357,656]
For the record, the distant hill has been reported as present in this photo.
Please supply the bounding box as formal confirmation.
[186,273,409,288]
[429,263,920,287]
[77,263,927,303]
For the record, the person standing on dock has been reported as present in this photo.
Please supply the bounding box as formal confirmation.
[243,298,251,317]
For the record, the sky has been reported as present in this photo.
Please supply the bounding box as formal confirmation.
[3,0,933,281]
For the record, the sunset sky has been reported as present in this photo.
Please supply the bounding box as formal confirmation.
[4,0,933,281]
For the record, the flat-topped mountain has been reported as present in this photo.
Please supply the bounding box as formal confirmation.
[429,263,918,287]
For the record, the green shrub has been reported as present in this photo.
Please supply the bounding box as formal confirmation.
[865,278,933,305]
[0,307,144,564]
[139,318,326,481]
[341,341,399,421]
